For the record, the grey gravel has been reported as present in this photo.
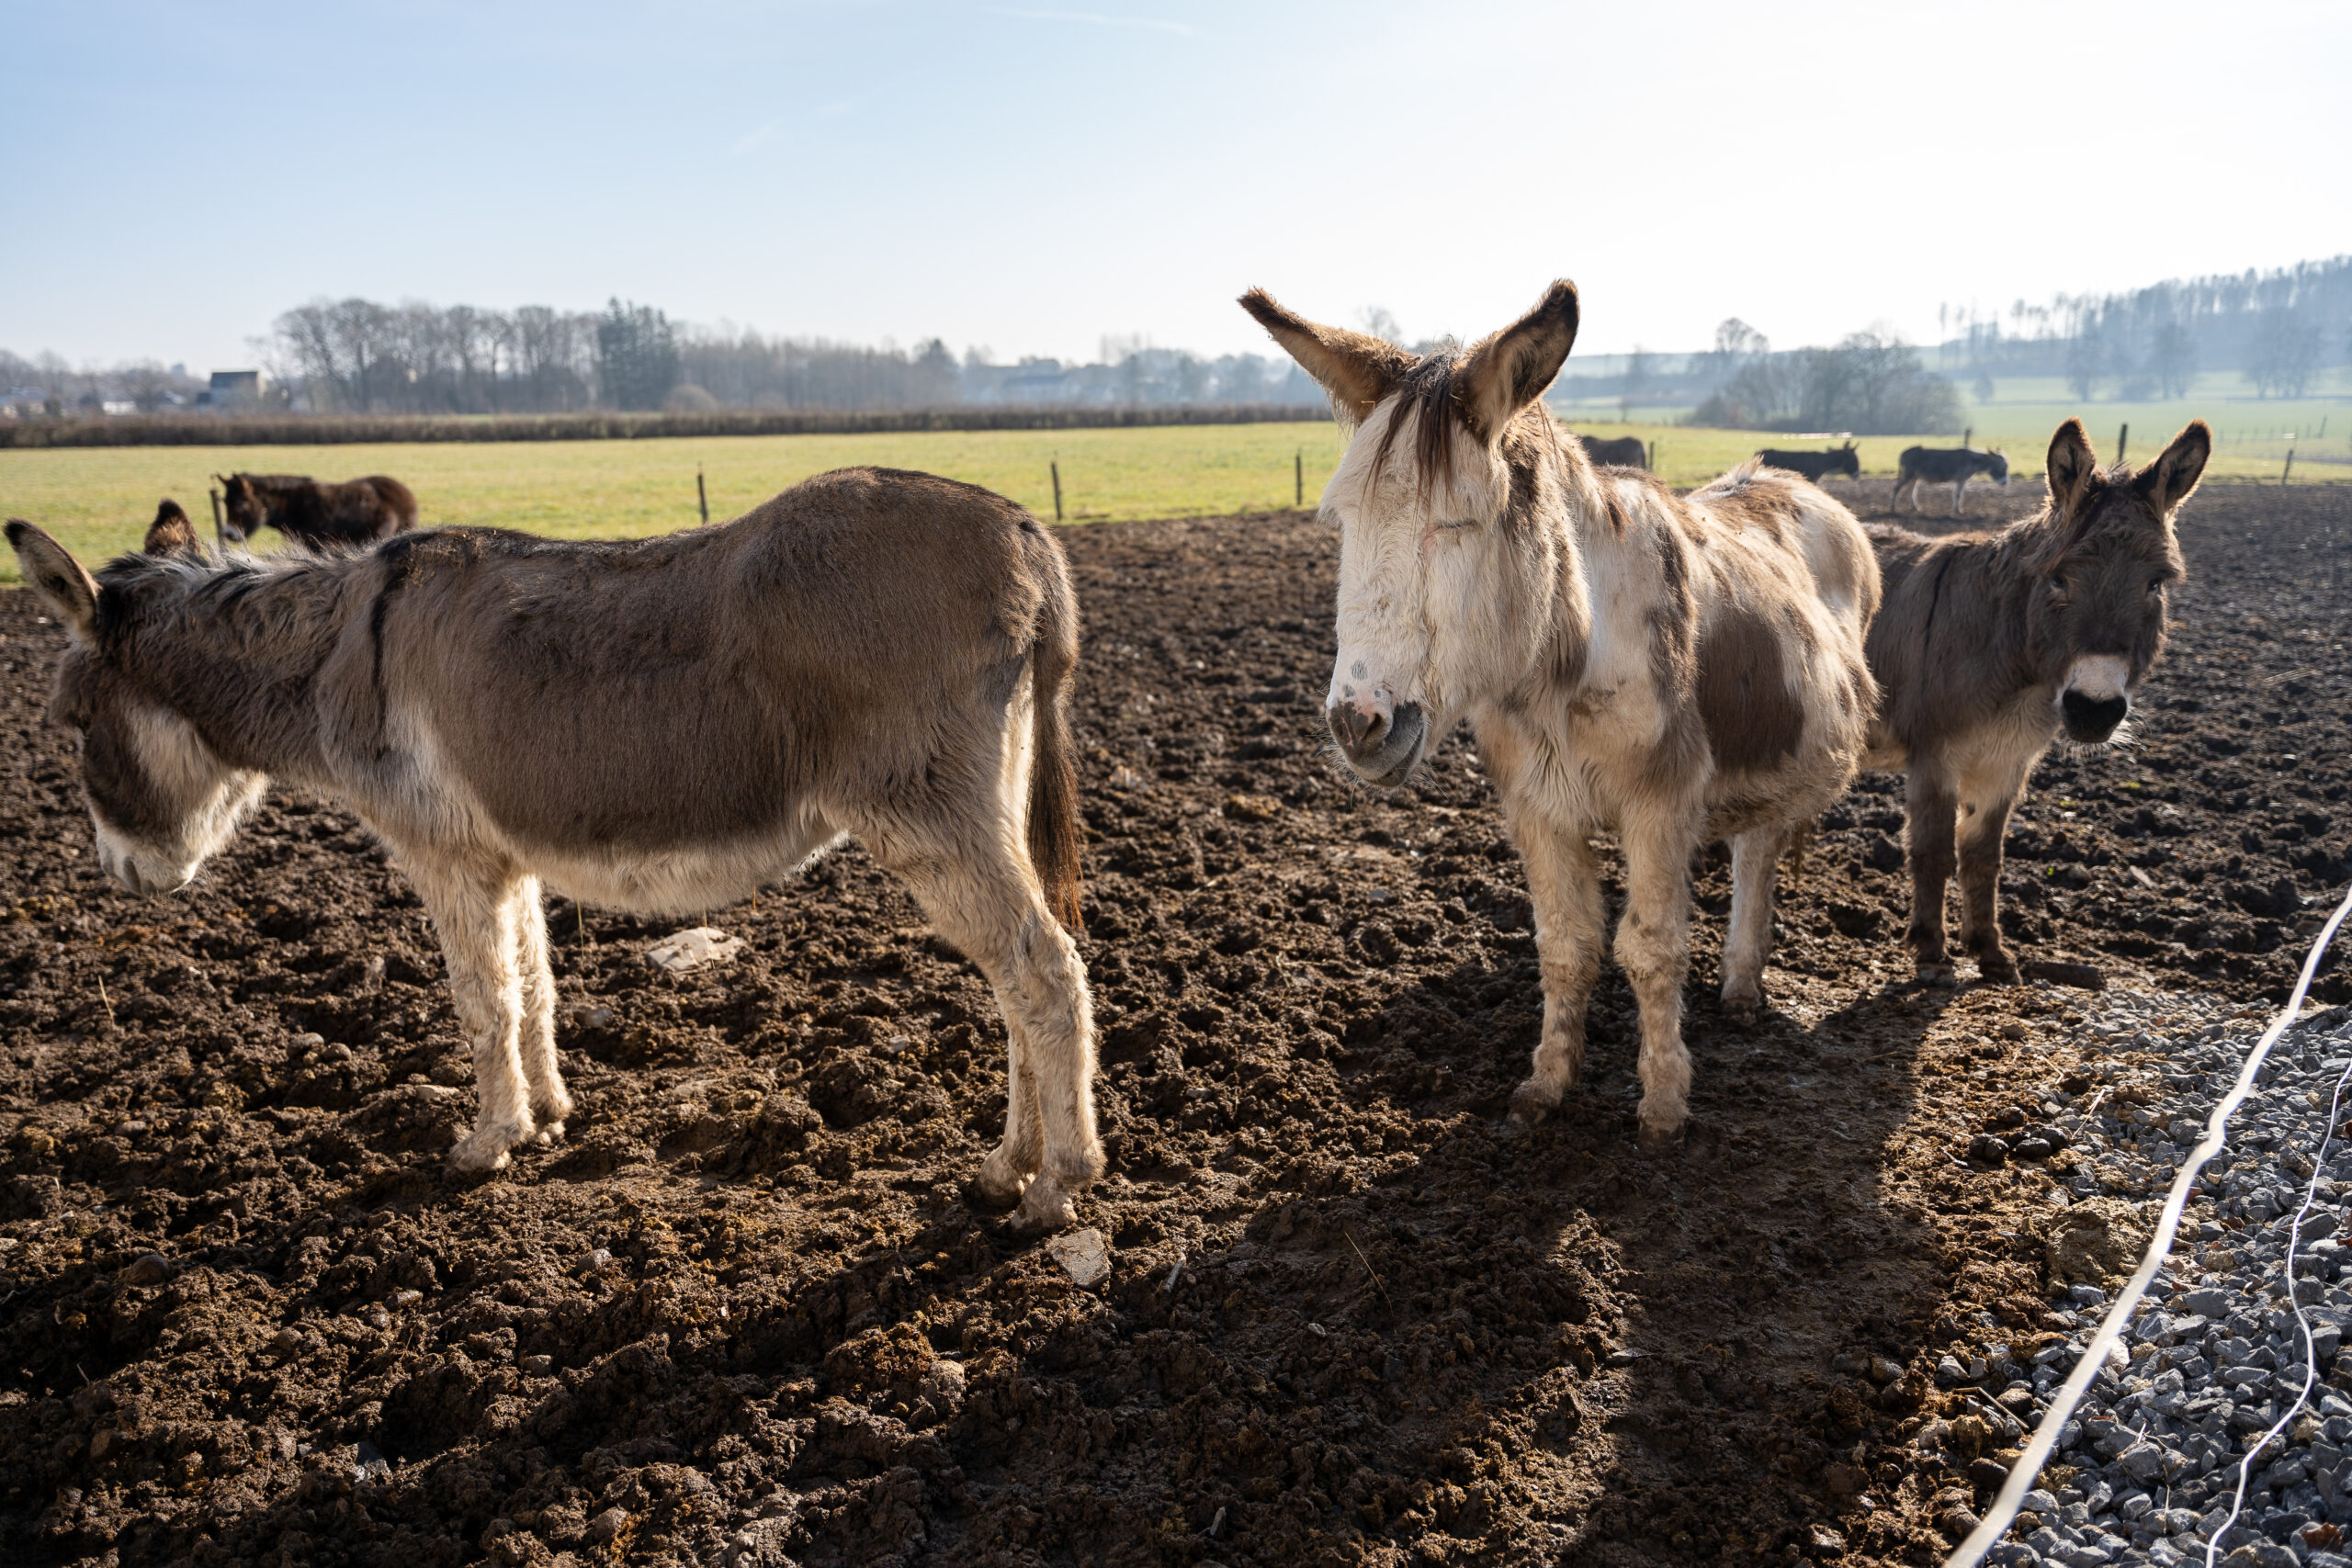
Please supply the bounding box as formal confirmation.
[1917,987,2352,1566]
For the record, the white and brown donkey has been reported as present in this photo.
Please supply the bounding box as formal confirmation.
[6,471,1102,1232]
[1243,281,1880,1151]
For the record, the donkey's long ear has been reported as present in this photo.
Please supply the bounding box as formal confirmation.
[2045,418,2100,512]
[1238,288,1414,424]
[2132,421,2210,517]
[145,500,200,558]
[1457,280,1579,443]
[6,521,99,642]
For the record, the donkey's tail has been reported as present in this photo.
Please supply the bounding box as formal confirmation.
[1025,530,1085,930]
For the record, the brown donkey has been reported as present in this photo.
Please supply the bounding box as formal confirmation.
[7,468,1101,1232]
[1864,418,2208,983]
[217,471,418,548]
[1244,281,1879,1152]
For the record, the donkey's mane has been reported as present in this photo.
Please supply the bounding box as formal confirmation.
[1361,344,1569,506]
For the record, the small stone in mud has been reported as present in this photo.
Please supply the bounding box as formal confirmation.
[389,1289,423,1309]
[118,1251,171,1287]
[589,1507,628,1543]
[1868,1355,1904,1385]
[1808,1523,1847,1558]
[1046,1227,1112,1286]
[521,1354,554,1375]
[1223,793,1281,821]
[1968,1134,2010,1166]
[644,927,744,973]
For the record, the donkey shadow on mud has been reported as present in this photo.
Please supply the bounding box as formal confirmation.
[1268,949,1962,1560]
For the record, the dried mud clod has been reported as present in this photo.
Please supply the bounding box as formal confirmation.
[0,482,2344,1565]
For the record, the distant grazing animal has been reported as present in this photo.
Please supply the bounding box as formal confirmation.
[1577,434,1648,468]
[216,472,418,548]
[1891,445,2008,514]
[7,468,1100,1233]
[1863,418,2207,984]
[1756,443,1860,483]
[1242,280,1879,1152]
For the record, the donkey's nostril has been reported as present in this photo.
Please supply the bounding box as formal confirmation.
[2061,689,2129,740]
[1329,705,1385,754]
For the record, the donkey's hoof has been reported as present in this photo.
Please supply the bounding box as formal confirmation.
[447,1128,519,1173]
[531,1120,567,1147]
[1974,953,2020,985]
[1720,991,1761,1026]
[967,1167,1024,1212]
[1636,1116,1687,1156]
[1006,1176,1078,1236]
[1915,962,1961,988]
[1508,1081,1559,1129]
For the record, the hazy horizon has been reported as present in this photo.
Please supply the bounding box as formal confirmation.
[6,0,2347,374]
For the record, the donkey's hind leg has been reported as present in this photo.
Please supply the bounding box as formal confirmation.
[1720,825,1792,1023]
[870,827,1100,1234]
[509,876,574,1139]
[409,859,537,1172]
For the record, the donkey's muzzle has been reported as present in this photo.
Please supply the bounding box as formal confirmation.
[2061,690,2129,743]
[1329,700,1427,786]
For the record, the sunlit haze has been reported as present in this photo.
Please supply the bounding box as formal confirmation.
[6,0,2347,370]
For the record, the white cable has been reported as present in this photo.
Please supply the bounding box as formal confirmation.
[1947,881,2352,1568]
[2201,1039,2352,1567]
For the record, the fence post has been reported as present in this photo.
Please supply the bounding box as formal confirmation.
[1295,449,1304,509]
[208,488,223,548]
[2116,423,2128,466]
[1963,426,1973,450]
[1648,441,1658,472]
[2281,438,2295,485]
[696,465,709,525]
[1051,460,1064,522]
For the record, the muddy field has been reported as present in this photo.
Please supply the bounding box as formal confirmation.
[0,479,2345,1567]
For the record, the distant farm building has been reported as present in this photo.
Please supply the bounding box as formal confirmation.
[199,370,265,409]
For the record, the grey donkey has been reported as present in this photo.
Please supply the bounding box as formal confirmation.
[6,468,1102,1232]
[1863,418,2208,984]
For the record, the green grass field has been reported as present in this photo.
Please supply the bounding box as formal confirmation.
[1,397,2336,585]
[0,423,1357,582]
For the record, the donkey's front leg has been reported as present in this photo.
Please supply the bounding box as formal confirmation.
[412,861,536,1172]
[509,876,574,1139]
[1904,763,1962,985]
[1720,826,1792,1022]
[1506,818,1605,1128]
[1616,811,1698,1154]
[1956,756,2033,985]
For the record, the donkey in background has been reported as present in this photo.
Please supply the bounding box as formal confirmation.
[1576,433,1648,468]
[1757,444,1860,483]
[1243,281,1879,1152]
[1864,418,2208,984]
[8,468,1101,1232]
[217,471,418,549]
[1892,445,2009,515]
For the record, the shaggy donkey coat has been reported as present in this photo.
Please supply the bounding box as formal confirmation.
[217,471,418,548]
[1242,281,1879,1151]
[7,468,1101,1232]
[1864,418,2206,984]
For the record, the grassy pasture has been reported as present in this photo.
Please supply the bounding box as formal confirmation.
[1,404,2337,585]
[0,423,1355,581]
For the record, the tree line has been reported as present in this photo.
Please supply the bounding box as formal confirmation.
[1939,254,2352,400]
[247,298,1320,416]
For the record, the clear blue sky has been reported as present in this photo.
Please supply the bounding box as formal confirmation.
[5,0,2346,372]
